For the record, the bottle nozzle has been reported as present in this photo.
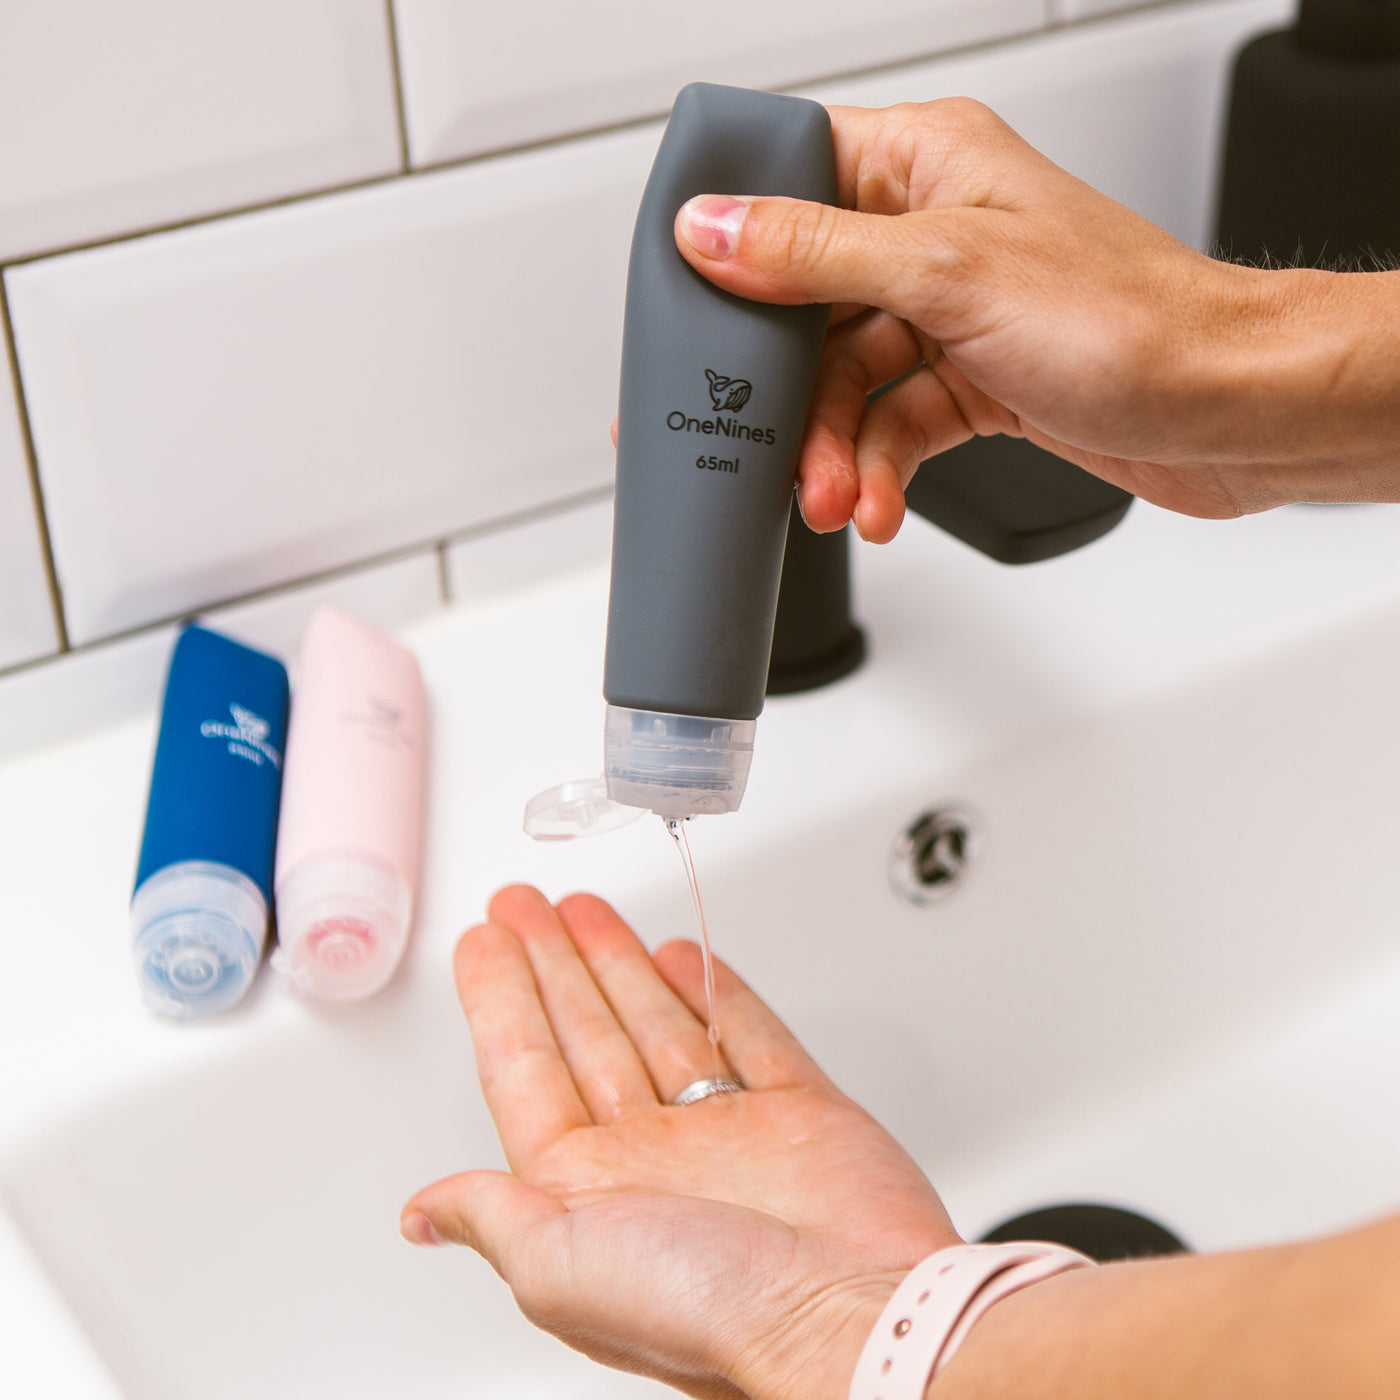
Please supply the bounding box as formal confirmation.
[602,705,755,819]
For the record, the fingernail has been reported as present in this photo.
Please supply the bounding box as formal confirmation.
[400,1210,447,1248]
[678,195,750,260]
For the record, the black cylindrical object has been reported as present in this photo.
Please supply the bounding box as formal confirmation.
[602,83,836,816]
[1215,0,1400,267]
[766,500,866,696]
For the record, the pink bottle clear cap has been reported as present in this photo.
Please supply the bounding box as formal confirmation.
[272,853,410,1000]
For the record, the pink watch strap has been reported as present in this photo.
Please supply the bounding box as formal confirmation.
[846,1242,1096,1400]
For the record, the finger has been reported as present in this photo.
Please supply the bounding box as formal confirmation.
[610,415,618,447]
[850,361,983,544]
[402,1169,565,1276]
[798,309,924,533]
[453,920,591,1172]
[555,893,733,1104]
[826,99,1022,215]
[652,940,832,1094]
[675,195,995,341]
[828,300,874,328]
[487,885,658,1122]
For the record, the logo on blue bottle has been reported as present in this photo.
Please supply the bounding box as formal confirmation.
[200,703,282,769]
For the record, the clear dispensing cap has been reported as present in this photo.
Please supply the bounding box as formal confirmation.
[131,860,267,1019]
[603,705,755,819]
[272,854,411,1002]
[523,776,646,841]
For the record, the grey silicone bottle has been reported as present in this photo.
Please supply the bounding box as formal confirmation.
[603,83,837,819]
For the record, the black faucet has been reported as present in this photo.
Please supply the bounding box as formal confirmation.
[765,437,1133,695]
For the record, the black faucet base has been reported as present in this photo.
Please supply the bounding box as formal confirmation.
[766,501,866,696]
[904,435,1133,565]
[766,623,866,696]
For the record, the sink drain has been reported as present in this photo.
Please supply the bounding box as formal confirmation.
[981,1203,1188,1262]
[889,806,977,906]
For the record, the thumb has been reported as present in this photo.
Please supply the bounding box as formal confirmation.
[674,193,965,321]
[401,1169,566,1275]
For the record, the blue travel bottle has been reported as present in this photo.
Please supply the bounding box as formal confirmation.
[131,624,289,1018]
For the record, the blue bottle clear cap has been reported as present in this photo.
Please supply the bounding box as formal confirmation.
[131,860,266,1019]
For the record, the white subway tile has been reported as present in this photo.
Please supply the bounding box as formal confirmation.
[444,493,613,606]
[0,0,401,262]
[391,0,1043,166]
[806,0,1292,253]
[6,124,657,645]
[0,364,58,669]
[0,549,442,762]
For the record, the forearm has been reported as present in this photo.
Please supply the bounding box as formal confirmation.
[1189,264,1400,503]
[929,1213,1400,1400]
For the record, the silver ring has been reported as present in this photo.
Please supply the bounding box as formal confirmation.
[672,1075,744,1106]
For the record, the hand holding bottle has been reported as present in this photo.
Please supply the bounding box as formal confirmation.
[673,99,1400,542]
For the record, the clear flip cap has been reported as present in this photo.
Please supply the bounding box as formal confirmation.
[273,854,411,1002]
[523,776,646,841]
[131,861,266,1019]
[603,705,755,819]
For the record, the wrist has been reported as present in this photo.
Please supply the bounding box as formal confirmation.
[842,1242,1099,1400]
[733,1273,903,1400]
[1187,262,1400,504]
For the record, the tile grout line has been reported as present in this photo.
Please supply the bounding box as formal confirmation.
[382,0,413,175]
[440,483,614,550]
[0,167,413,271]
[435,541,451,604]
[0,485,617,682]
[0,275,69,653]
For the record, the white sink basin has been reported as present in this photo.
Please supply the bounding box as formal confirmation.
[4,500,1400,1397]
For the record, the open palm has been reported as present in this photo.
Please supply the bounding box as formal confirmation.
[403,885,958,1400]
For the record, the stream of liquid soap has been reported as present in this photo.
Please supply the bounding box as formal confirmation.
[665,817,723,1079]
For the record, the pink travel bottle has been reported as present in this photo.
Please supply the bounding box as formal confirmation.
[273,606,427,1000]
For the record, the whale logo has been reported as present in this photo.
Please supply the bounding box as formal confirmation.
[705,368,751,413]
[229,704,270,745]
[200,703,281,768]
